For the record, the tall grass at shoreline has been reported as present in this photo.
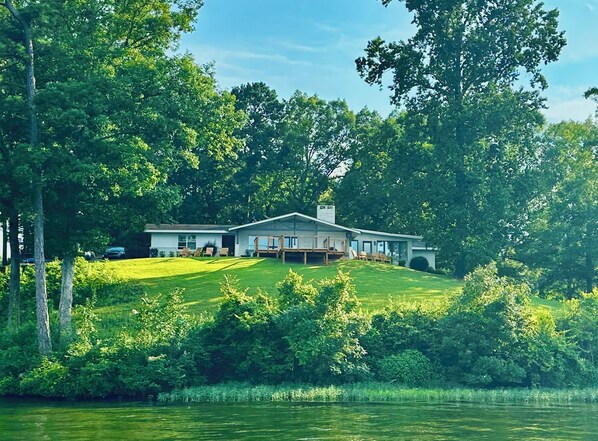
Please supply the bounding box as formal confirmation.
[158,383,598,404]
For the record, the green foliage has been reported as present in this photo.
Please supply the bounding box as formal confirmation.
[203,276,282,383]
[0,322,40,395]
[357,0,565,278]
[159,383,598,404]
[409,256,429,272]
[276,271,370,383]
[434,263,588,387]
[519,120,597,296]
[19,357,69,397]
[378,350,435,387]
[364,302,442,362]
[559,289,598,383]
[1,266,597,398]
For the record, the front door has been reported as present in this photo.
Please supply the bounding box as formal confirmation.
[221,235,235,256]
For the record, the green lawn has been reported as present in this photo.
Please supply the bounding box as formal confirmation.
[104,257,562,316]
[106,257,462,313]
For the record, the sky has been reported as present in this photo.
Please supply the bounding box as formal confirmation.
[180,0,598,122]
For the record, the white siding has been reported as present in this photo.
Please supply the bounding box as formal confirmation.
[412,249,436,269]
[150,233,223,256]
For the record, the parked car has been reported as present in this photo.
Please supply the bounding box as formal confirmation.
[103,246,126,259]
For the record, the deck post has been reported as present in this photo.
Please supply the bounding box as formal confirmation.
[303,251,307,265]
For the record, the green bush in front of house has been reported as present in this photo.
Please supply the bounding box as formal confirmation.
[409,256,429,271]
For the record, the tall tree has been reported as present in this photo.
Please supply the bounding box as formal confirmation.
[2,0,51,353]
[520,120,597,297]
[228,82,284,222]
[357,0,565,277]
[336,110,428,233]
[36,1,208,343]
[278,92,356,213]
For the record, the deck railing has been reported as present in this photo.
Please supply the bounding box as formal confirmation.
[253,235,346,253]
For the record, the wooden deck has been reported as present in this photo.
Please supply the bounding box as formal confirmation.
[254,236,346,264]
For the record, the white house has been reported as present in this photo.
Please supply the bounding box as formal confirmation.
[145,206,436,268]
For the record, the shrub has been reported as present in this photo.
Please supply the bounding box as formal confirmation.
[159,251,166,257]
[378,350,435,386]
[150,248,159,258]
[19,357,69,397]
[409,256,429,271]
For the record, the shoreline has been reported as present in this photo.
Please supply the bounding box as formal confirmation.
[157,383,598,404]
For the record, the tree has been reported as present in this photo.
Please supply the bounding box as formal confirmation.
[357,0,565,277]
[227,82,285,221]
[2,0,51,354]
[0,0,207,349]
[520,120,597,296]
[336,110,428,234]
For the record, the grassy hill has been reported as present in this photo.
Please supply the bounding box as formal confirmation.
[106,257,462,313]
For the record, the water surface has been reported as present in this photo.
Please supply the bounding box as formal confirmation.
[1,398,597,440]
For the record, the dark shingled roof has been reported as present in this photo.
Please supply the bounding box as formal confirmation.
[145,224,236,232]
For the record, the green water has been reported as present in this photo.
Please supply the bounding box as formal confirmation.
[1,399,597,440]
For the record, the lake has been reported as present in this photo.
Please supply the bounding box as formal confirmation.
[1,398,597,440]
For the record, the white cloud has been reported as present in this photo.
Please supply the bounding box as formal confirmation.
[543,96,596,122]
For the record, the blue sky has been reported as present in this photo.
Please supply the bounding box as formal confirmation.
[180,0,598,122]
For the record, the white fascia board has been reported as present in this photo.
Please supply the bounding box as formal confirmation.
[356,228,422,240]
[146,229,230,234]
[229,212,360,234]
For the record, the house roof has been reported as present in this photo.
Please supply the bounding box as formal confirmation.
[144,224,235,234]
[145,215,429,244]
[412,239,438,251]
[228,212,361,234]
[355,228,422,240]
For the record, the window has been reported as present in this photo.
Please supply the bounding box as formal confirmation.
[178,235,196,250]
[398,242,407,260]
[377,241,387,254]
[284,236,298,249]
[362,241,372,254]
[249,236,277,250]
[350,240,359,252]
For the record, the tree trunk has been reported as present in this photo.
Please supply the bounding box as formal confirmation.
[33,180,52,355]
[7,213,20,329]
[585,251,594,294]
[59,254,75,345]
[1,218,7,269]
[3,0,52,354]
[453,252,467,279]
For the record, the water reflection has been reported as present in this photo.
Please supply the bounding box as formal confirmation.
[1,399,597,440]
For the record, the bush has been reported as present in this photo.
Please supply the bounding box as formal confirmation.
[409,256,429,271]
[378,350,435,386]
[19,357,69,397]
[150,248,159,258]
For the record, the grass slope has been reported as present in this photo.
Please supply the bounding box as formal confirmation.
[106,257,462,313]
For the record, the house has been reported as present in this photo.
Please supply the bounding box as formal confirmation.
[145,205,435,268]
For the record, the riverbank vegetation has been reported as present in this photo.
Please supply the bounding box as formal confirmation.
[158,384,598,404]
[0,262,596,399]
